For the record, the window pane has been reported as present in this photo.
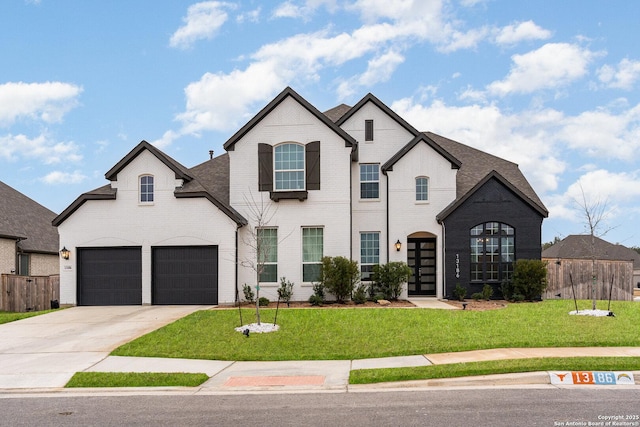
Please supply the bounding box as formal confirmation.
[470,225,483,236]
[470,222,516,283]
[501,237,514,262]
[274,144,305,191]
[258,228,277,282]
[259,264,277,283]
[303,264,322,282]
[360,232,379,281]
[360,164,379,199]
[303,227,323,282]
[140,175,154,202]
[416,177,428,201]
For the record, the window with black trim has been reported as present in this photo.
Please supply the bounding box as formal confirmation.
[470,222,515,283]
[360,164,379,199]
[140,175,154,203]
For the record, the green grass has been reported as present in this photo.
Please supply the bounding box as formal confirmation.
[349,357,640,384]
[0,309,58,325]
[112,300,640,361]
[65,372,209,388]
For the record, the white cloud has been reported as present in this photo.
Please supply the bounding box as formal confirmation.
[272,0,338,19]
[337,50,405,98]
[0,133,83,164]
[494,20,552,46]
[0,81,82,126]
[169,1,234,49]
[40,170,88,185]
[597,58,640,90]
[487,43,596,96]
[237,7,261,23]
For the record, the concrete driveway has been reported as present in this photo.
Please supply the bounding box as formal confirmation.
[0,305,208,389]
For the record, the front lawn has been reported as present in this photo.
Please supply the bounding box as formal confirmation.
[112,300,640,361]
[0,309,57,325]
[66,372,209,388]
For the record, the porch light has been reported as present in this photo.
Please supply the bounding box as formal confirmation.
[60,247,70,260]
[395,240,402,251]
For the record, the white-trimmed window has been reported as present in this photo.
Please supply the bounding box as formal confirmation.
[274,143,305,191]
[302,227,323,282]
[258,228,277,283]
[140,175,154,203]
[360,164,379,199]
[360,232,380,281]
[416,176,429,201]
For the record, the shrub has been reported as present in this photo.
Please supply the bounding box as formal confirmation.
[453,283,467,301]
[258,297,270,307]
[320,256,360,303]
[471,292,483,301]
[371,262,412,301]
[352,283,368,304]
[277,277,294,305]
[242,284,255,303]
[308,282,325,306]
[510,259,548,301]
[482,284,494,300]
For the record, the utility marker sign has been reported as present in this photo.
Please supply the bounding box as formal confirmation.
[550,371,635,385]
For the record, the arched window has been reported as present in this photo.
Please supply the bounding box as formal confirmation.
[274,143,305,191]
[470,222,514,282]
[416,176,429,201]
[139,175,154,203]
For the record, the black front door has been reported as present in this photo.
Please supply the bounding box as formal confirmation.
[408,238,436,296]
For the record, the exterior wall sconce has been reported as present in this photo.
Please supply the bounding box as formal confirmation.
[395,240,402,251]
[60,247,70,260]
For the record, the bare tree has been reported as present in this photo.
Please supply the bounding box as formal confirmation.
[575,183,614,310]
[239,190,290,325]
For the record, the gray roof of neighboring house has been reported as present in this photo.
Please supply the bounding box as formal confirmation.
[542,234,640,268]
[53,142,246,227]
[0,181,59,254]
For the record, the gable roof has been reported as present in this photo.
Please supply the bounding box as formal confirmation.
[381,133,461,173]
[427,132,548,220]
[223,87,357,152]
[0,181,59,254]
[542,235,640,268]
[323,103,352,123]
[53,142,247,227]
[105,140,193,182]
[335,93,421,137]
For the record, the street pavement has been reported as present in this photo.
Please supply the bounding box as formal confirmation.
[0,301,639,395]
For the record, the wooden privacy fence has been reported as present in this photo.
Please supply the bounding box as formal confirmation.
[0,274,60,312]
[543,259,633,302]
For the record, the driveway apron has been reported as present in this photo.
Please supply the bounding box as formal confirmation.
[0,306,206,389]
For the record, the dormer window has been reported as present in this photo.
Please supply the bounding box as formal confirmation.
[140,175,154,203]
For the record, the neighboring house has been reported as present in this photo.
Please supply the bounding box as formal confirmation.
[0,181,59,276]
[53,87,547,306]
[542,235,639,301]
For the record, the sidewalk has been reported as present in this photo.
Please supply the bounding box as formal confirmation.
[69,346,640,394]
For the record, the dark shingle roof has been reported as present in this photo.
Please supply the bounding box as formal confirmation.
[542,235,640,268]
[323,103,352,123]
[0,181,59,253]
[427,131,548,218]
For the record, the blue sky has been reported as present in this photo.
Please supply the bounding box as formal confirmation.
[2,0,639,247]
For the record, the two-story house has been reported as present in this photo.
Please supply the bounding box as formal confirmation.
[53,87,547,305]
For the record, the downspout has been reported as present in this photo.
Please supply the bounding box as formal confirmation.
[384,170,389,262]
[440,221,446,300]
[235,224,241,306]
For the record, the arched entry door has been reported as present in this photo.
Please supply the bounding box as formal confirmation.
[407,235,436,296]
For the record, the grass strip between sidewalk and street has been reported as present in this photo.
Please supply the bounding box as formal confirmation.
[112,300,640,361]
[65,372,209,388]
[349,357,640,384]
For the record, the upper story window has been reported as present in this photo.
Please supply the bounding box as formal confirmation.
[274,143,305,191]
[360,164,379,199]
[365,119,374,141]
[139,175,154,203]
[416,176,429,201]
[470,222,515,283]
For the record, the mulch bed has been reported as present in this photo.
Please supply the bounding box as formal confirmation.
[229,300,416,309]
[445,300,508,311]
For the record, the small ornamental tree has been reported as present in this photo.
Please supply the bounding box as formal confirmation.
[372,262,412,300]
[510,259,548,301]
[320,256,360,303]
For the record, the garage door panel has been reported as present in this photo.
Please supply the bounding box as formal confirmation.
[78,247,142,306]
[152,246,218,305]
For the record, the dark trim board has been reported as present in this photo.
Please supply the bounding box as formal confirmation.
[77,247,142,306]
[152,246,219,305]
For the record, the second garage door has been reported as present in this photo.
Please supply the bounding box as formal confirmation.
[152,246,218,305]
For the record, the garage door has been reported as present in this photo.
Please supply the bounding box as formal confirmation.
[152,246,218,305]
[77,247,142,305]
